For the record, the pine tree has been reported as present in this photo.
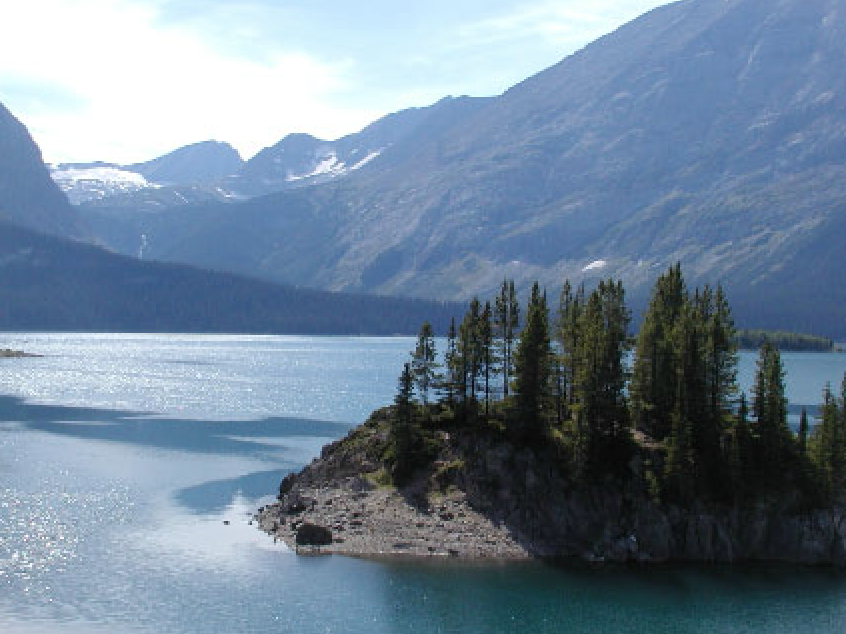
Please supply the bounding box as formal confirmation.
[494,280,519,399]
[391,362,417,484]
[556,280,584,408]
[512,282,553,437]
[410,322,437,408]
[752,343,794,488]
[574,280,632,477]
[439,318,460,409]
[479,301,495,416]
[810,382,846,500]
[664,382,695,503]
[798,407,809,455]
[459,299,483,408]
[631,264,687,440]
[729,392,753,499]
[704,285,738,430]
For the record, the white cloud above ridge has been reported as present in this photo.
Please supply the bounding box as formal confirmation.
[0,0,669,164]
[452,0,664,51]
[0,0,377,163]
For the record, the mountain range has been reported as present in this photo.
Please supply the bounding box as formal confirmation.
[0,105,459,334]
[54,0,845,337]
[6,0,846,337]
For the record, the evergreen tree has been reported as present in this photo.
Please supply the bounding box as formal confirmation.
[459,299,483,408]
[752,343,794,487]
[631,264,687,440]
[556,280,584,408]
[574,280,632,477]
[798,407,809,455]
[410,322,437,408]
[512,283,553,437]
[810,382,846,500]
[703,284,738,432]
[479,301,495,415]
[391,362,417,484]
[494,280,519,399]
[664,381,695,503]
[728,393,753,499]
[439,318,460,408]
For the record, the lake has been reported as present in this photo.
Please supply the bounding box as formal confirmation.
[1,333,845,634]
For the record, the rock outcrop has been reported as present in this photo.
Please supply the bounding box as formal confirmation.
[257,408,846,564]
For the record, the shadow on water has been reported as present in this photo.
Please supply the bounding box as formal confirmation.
[0,394,348,460]
[0,394,351,516]
[174,469,291,514]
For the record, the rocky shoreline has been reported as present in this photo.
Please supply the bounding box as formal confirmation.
[257,408,846,565]
[257,476,530,559]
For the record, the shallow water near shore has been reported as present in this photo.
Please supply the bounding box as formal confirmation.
[1,333,845,634]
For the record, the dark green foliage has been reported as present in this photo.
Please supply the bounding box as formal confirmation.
[631,264,687,441]
[810,379,846,501]
[479,302,495,415]
[390,363,419,485]
[629,267,738,501]
[494,280,519,398]
[512,283,553,438]
[752,343,794,488]
[798,408,809,455]
[458,299,483,410]
[411,322,437,407]
[439,318,460,408]
[727,393,754,499]
[737,330,834,352]
[556,281,584,408]
[0,221,463,335]
[388,270,846,510]
[572,280,632,478]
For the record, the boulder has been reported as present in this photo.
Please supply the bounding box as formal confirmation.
[295,523,333,547]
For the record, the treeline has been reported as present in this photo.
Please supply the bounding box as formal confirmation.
[390,264,846,508]
[0,220,461,335]
[736,329,835,352]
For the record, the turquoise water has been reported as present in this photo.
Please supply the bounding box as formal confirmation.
[1,333,845,634]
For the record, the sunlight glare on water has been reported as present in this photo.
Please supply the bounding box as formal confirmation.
[1,333,845,634]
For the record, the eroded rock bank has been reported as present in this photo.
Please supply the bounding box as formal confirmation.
[257,408,846,564]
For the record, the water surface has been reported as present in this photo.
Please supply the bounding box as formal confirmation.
[1,333,845,634]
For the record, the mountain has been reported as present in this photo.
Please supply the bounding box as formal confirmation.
[226,96,489,196]
[51,163,151,205]
[80,0,846,336]
[0,219,459,333]
[0,103,83,237]
[51,141,243,205]
[128,140,243,185]
[0,101,459,334]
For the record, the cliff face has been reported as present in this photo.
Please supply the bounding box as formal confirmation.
[0,102,85,238]
[259,409,846,565]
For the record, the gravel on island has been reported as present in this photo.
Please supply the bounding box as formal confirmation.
[257,476,530,559]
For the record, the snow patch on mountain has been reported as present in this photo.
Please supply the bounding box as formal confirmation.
[350,148,384,171]
[286,152,346,182]
[51,166,151,204]
[582,260,608,272]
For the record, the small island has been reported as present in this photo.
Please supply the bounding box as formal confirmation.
[736,330,838,352]
[259,266,846,564]
[0,348,40,358]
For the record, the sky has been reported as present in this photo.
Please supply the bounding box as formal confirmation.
[0,0,667,164]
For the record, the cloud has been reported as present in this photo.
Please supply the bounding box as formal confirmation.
[453,0,663,51]
[0,0,377,162]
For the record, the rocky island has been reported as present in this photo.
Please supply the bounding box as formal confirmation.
[259,268,846,565]
[258,407,846,564]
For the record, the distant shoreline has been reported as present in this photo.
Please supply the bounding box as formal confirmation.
[0,349,40,358]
